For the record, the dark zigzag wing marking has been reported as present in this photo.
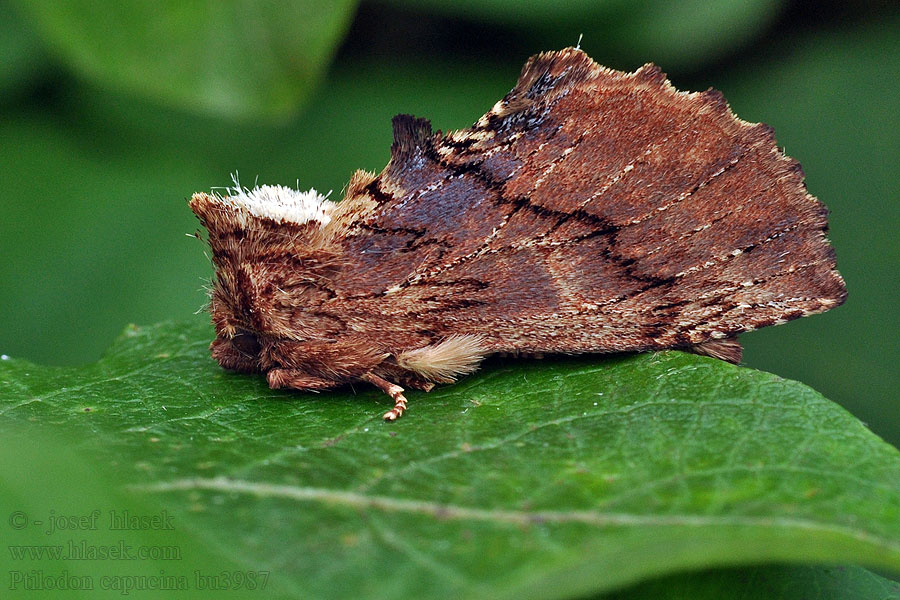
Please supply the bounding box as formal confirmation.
[333,48,845,353]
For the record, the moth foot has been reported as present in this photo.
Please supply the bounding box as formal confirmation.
[362,372,409,421]
[404,380,435,392]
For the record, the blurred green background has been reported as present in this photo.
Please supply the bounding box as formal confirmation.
[1,1,897,443]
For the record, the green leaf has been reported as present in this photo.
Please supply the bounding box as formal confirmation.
[0,1,51,100]
[0,429,260,599]
[13,0,358,119]
[611,564,900,600]
[2,321,899,599]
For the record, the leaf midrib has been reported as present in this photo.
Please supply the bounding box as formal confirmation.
[133,476,900,551]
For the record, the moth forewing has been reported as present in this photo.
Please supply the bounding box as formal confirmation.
[190,48,846,421]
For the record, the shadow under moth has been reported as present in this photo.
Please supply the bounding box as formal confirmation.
[190,48,847,421]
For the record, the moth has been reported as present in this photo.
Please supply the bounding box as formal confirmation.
[190,48,846,421]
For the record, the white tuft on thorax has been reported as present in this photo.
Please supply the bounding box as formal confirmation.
[212,174,335,226]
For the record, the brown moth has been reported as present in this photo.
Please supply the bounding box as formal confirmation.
[190,48,847,421]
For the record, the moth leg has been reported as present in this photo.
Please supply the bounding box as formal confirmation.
[399,377,434,392]
[689,336,743,364]
[267,369,336,390]
[362,372,409,421]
